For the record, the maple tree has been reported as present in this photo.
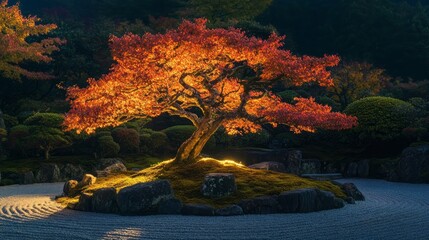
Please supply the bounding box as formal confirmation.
[328,62,391,109]
[0,0,63,80]
[64,19,357,163]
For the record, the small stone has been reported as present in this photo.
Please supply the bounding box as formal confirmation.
[201,173,237,198]
[63,180,78,197]
[345,197,356,204]
[342,183,365,201]
[181,204,215,216]
[215,205,244,216]
[248,161,286,173]
[77,174,96,188]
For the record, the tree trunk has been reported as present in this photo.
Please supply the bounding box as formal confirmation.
[0,109,5,129]
[174,117,223,163]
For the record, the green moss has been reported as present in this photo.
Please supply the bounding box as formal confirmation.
[58,158,346,208]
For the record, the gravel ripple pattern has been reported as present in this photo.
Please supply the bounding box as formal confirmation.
[0,179,428,240]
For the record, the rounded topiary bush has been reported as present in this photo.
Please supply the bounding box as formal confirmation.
[112,128,140,154]
[345,96,416,140]
[139,130,169,155]
[162,125,216,151]
[97,135,120,158]
[24,113,64,128]
[277,90,299,103]
[231,128,271,148]
[7,125,31,155]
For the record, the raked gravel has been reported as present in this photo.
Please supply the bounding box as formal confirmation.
[0,179,428,240]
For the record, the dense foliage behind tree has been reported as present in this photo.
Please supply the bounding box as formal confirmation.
[262,0,429,80]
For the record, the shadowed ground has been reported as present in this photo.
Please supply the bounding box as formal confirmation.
[0,179,428,240]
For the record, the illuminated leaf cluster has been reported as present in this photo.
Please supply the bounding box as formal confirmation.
[0,0,64,80]
[65,19,357,135]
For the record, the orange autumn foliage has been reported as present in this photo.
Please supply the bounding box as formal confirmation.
[64,19,357,137]
[0,0,64,80]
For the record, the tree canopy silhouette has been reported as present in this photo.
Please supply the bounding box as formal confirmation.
[64,19,357,163]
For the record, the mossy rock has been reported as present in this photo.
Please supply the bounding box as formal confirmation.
[58,158,346,208]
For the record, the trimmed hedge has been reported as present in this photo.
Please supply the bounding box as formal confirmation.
[162,125,216,151]
[345,96,416,140]
[112,128,140,154]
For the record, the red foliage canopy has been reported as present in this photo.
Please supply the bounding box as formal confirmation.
[65,19,357,135]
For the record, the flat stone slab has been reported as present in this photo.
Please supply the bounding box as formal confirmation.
[301,173,343,180]
[248,162,286,173]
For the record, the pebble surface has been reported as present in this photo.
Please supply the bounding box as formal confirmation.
[0,179,428,240]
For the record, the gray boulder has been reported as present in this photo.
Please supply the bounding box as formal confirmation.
[117,180,174,215]
[157,198,183,215]
[19,171,34,184]
[181,204,215,216]
[36,163,60,183]
[77,174,96,188]
[63,180,78,197]
[342,183,365,201]
[398,145,429,183]
[201,173,237,198]
[345,162,358,177]
[357,160,370,178]
[95,158,127,177]
[60,164,85,181]
[278,188,345,213]
[345,197,356,204]
[75,193,93,211]
[215,205,244,216]
[300,159,321,174]
[238,195,279,214]
[248,162,286,173]
[278,188,318,213]
[92,187,118,213]
[285,150,302,174]
[315,189,344,210]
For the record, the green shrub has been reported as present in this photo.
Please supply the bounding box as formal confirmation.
[162,125,216,151]
[150,132,169,151]
[231,128,271,148]
[96,130,112,138]
[7,125,31,155]
[277,90,299,103]
[112,128,140,153]
[97,135,120,158]
[122,119,151,133]
[162,125,197,148]
[24,113,64,128]
[316,96,341,111]
[0,128,7,139]
[2,114,18,128]
[23,113,70,159]
[345,96,416,140]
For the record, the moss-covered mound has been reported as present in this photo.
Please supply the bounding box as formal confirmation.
[58,158,345,208]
